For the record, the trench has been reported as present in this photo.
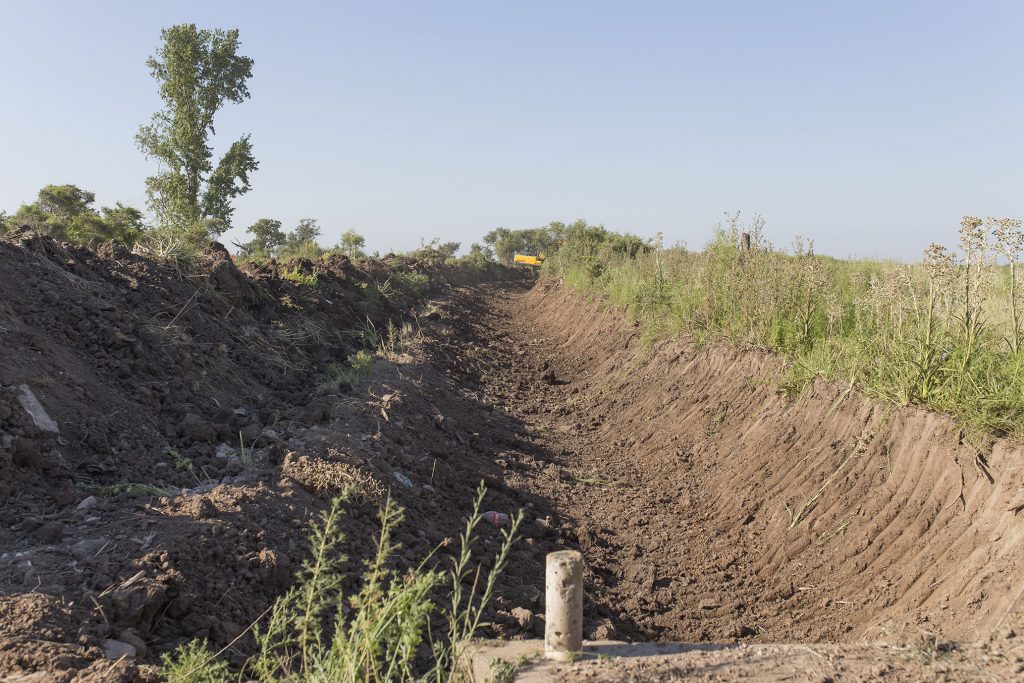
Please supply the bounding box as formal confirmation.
[435,279,1024,646]
[3,259,1024,680]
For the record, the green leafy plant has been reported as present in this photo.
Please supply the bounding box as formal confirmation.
[161,483,521,681]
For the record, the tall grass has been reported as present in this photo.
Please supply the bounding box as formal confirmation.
[162,483,522,682]
[545,214,1024,438]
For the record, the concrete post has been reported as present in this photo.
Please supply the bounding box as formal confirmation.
[545,550,583,661]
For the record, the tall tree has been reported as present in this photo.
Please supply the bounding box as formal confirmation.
[136,24,258,237]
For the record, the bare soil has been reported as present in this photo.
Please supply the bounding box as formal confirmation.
[1,237,1023,681]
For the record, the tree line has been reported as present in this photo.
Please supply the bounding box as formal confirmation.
[1,23,643,267]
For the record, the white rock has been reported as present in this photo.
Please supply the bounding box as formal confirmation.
[16,384,58,433]
[101,638,137,659]
[75,496,98,513]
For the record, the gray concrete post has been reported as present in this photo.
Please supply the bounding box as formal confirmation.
[545,550,583,661]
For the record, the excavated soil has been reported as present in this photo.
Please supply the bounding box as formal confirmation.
[2,237,1023,681]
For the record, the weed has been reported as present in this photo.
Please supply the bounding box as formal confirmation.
[163,640,229,683]
[489,654,530,683]
[545,214,1024,438]
[282,267,319,289]
[238,432,254,468]
[160,483,522,681]
[318,351,375,393]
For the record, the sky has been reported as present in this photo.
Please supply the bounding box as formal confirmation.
[1,1,1021,259]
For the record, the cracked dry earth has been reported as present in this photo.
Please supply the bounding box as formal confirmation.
[4,272,1024,681]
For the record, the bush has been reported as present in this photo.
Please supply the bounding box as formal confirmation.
[6,184,146,248]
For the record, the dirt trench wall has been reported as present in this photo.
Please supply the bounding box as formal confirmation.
[524,280,1024,642]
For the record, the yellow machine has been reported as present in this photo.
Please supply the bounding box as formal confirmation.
[513,252,545,267]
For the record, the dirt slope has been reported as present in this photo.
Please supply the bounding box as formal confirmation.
[2,242,1023,681]
[493,280,1024,647]
[0,235,544,681]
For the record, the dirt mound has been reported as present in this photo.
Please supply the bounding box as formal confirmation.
[498,280,1024,646]
[0,235,534,680]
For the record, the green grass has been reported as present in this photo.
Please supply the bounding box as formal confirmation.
[318,351,375,393]
[545,215,1024,439]
[162,483,522,682]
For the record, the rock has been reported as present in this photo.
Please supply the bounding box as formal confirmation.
[105,583,168,631]
[239,421,262,444]
[727,622,756,638]
[510,607,534,630]
[116,629,148,658]
[2,673,57,683]
[192,497,218,518]
[513,584,542,608]
[16,384,58,433]
[590,620,618,640]
[180,413,216,443]
[215,443,237,459]
[393,472,413,489]
[71,538,108,562]
[101,638,136,660]
[35,521,63,543]
[75,495,99,513]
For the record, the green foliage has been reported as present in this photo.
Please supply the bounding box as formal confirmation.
[339,229,367,259]
[161,485,521,681]
[162,640,229,683]
[290,218,322,246]
[136,24,257,237]
[238,218,326,263]
[547,213,1024,438]
[461,243,494,267]
[242,218,287,257]
[318,351,375,393]
[6,184,145,246]
[277,219,324,261]
[282,266,320,289]
[391,271,430,300]
[408,238,461,265]
[485,220,650,264]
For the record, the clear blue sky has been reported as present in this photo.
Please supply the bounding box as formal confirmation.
[1,1,1021,259]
